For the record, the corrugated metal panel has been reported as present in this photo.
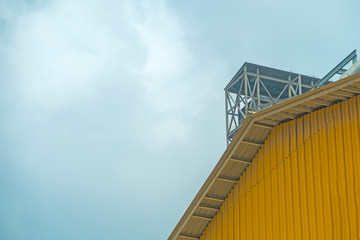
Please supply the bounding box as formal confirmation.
[200,95,360,239]
[169,72,360,240]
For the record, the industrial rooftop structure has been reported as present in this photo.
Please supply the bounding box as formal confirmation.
[169,50,360,240]
[170,71,360,240]
[225,50,358,144]
[225,63,319,144]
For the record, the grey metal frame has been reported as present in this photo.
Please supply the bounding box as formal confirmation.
[225,50,357,144]
[225,62,320,144]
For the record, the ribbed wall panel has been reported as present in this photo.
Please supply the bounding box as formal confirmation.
[200,95,360,240]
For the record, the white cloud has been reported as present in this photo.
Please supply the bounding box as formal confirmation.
[6,2,123,109]
[2,0,201,148]
[124,0,198,147]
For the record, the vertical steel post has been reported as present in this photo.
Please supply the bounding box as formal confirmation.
[244,66,248,113]
[225,90,229,144]
[288,75,292,98]
[257,68,260,109]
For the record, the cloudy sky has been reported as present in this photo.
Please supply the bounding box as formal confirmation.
[0,0,359,239]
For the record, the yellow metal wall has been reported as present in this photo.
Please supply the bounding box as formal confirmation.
[200,95,360,239]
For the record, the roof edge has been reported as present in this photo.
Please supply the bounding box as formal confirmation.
[168,71,360,240]
[168,115,255,240]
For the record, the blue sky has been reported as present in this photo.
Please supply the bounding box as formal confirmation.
[0,0,359,239]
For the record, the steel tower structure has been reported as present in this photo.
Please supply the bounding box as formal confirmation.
[225,50,358,144]
[224,63,319,144]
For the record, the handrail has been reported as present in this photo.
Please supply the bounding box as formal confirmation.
[316,49,357,87]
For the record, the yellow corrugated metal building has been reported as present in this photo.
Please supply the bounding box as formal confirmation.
[169,72,360,240]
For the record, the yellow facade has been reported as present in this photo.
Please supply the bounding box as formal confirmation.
[200,95,360,239]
